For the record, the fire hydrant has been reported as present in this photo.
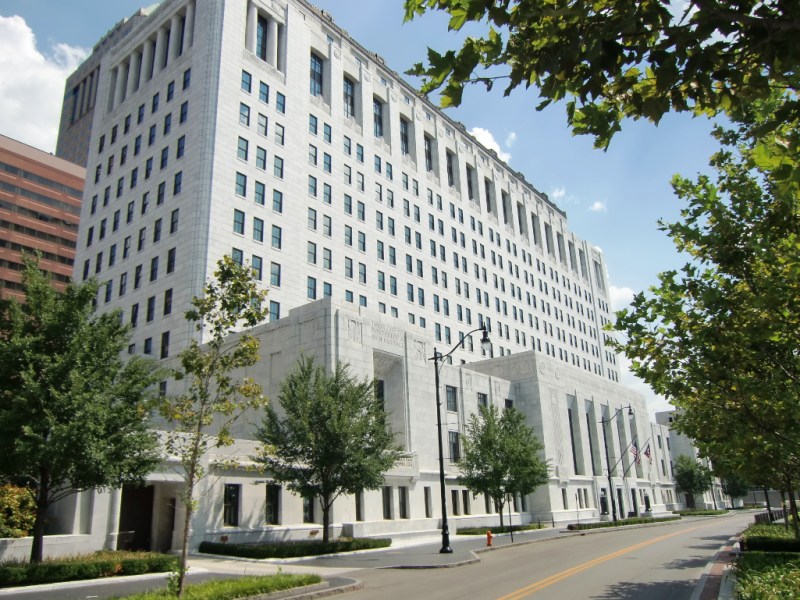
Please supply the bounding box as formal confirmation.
[486,530,493,547]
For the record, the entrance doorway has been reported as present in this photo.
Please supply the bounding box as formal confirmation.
[118,484,154,551]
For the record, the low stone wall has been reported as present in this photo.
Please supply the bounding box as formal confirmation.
[0,534,104,561]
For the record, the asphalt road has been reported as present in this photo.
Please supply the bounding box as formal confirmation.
[1,512,753,600]
[337,512,753,600]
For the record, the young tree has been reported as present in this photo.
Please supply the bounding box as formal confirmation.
[721,473,751,501]
[404,0,800,147]
[257,356,402,543]
[0,257,161,562]
[158,255,269,597]
[673,456,713,509]
[459,405,548,528]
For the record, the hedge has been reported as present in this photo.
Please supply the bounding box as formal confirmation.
[0,551,177,588]
[676,509,728,516]
[199,537,391,559]
[740,523,800,553]
[457,524,542,535]
[566,516,681,530]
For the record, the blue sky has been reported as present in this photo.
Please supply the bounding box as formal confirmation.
[0,1,721,414]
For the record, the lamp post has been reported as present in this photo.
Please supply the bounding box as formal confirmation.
[599,405,633,522]
[430,324,491,553]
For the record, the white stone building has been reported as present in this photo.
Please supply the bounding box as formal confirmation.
[1,0,681,559]
[655,411,729,510]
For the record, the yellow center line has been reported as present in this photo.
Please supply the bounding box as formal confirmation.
[495,523,710,600]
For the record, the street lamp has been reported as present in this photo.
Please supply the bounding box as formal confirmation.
[599,405,633,522]
[430,324,491,553]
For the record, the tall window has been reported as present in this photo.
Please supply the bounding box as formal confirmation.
[382,486,393,519]
[448,431,460,462]
[256,15,268,61]
[446,152,455,187]
[343,77,355,119]
[310,53,323,97]
[400,118,410,155]
[446,385,457,411]
[303,495,315,523]
[424,136,433,172]
[265,483,280,524]
[373,98,384,138]
[477,392,488,408]
[223,484,240,526]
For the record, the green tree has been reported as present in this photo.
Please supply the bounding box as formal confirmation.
[257,356,402,543]
[673,456,713,509]
[158,256,269,597]
[610,95,800,535]
[0,485,36,538]
[720,473,751,501]
[404,0,800,147]
[459,405,548,528]
[0,257,161,562]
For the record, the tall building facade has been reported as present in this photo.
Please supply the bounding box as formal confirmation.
[0,134,84,299]
[22,0,679,558]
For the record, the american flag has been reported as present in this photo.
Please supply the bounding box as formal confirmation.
[630,441,641,464]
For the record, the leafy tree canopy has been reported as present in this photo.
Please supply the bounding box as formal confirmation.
[404,0,800,147]
[459,404,548,527]
[257,356,402,543]
[673,456,713,501]
[0,257,160,561]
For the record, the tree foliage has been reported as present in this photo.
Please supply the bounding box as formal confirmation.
[610,94,800,535]
[157,255,269,596]
[720,472,752,500]
[257,356,401,543]
[0,257,161,562]
[404,0,800,147]
[673,456,713,508]
[0,485,36,538]
[459,405,548,528]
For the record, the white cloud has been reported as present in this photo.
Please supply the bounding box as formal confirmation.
[609,285,635,311]
[469,127,511,163]
[589,200,607,212]
[0,16,87,153]
[505,131,517,148]
[551,186,566,201]
[617,354,674,420]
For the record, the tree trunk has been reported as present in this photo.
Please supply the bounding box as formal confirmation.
[780,490,789,532]
[786,476,799,541]
[496,497,505,530]
[322,498,330,544]
[29,470,50,563]
[764,487,773,521]
[176,482,195,598]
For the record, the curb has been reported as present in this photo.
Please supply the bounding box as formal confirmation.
[689,536,739,600]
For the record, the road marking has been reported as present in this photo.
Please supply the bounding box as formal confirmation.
[495,523,710,600]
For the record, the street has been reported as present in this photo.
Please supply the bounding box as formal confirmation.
[0,512,753,600]
[336,512,751,600]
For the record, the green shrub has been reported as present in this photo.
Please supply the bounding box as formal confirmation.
[0,485,36,538]
[736,551,800,599]
[199,537,391,559]
[566,516,681,531]
[740,523,800,553]
[676,509,728,516]
[457,524,542,535]
[0,551,178,588]
[115,573,322,599]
